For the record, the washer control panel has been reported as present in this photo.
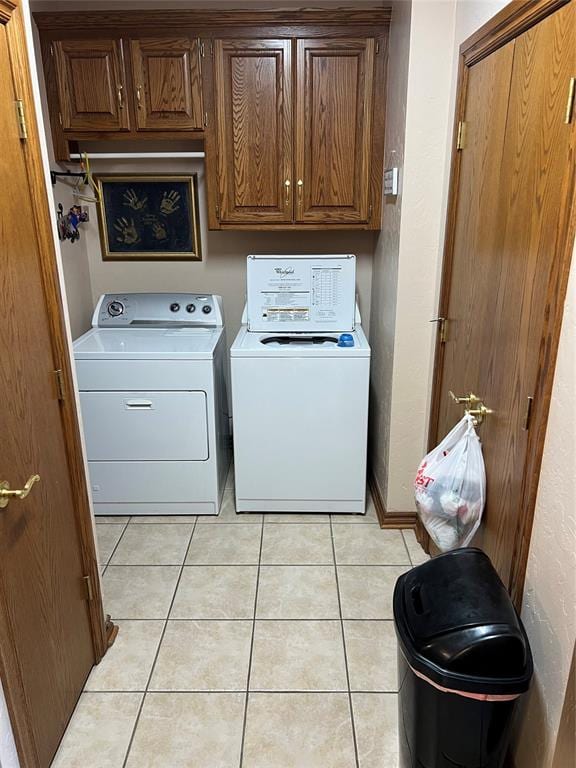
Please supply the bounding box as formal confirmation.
[93,293,223,327]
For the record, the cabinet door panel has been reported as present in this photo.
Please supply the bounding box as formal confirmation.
[214,39,293,223]
[54,39,130,131]
[295,38,374,223]
[131,38,203,130]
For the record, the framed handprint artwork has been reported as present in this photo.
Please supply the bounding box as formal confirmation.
[95,175,201,261]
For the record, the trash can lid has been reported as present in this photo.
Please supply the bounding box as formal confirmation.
[393,548,533,696]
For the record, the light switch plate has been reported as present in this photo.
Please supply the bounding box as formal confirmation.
[384,167,399,196]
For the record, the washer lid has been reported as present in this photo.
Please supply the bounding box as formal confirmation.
[230,325,370,358]
[246,254,356,332]
[73,327,223,360]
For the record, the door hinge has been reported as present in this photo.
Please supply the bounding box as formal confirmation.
[430,317,447,343]
[456,120,467,150]
[54,368,65,401]
[15,99,28,140]
[523,396,534,431]
[565,77,575,124]
[83,575,94,602]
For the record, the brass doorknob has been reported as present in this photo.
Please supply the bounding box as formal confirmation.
[0,475,40,509]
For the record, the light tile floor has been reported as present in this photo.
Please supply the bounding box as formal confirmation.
[52,467,428,768]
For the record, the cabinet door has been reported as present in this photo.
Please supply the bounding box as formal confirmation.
[53,39,130,131]
[295,39,375,223]
[214,39,293,223]
[130,37,204,130]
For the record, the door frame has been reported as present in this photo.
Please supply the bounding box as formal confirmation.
[425,0,576,608]
[1,1,108,764]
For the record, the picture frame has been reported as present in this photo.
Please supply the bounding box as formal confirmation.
[95,174,201,261]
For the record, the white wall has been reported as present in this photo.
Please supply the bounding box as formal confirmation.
[79,155,376,345]
[368,0,412,503]
[513,248,576,768]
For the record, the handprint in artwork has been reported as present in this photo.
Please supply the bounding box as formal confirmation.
[152,220,168,241]
[114,217,140,245]
[160,190,181,216]
[123,188,148,211]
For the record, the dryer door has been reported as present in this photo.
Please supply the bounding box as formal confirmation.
[80,390,208,461]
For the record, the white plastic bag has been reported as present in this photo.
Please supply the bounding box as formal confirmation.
[414,414,486,551]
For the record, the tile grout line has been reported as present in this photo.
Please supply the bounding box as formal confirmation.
[120,517,198,768]
[239,515,264,768]
[329,516,360,768]
[400,530,414,567]
[100,518,131,576]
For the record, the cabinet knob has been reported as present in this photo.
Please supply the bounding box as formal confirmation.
[117,84,124,109]
[136,85,143,109]
[297,179,303,201]
[284,179,291,206]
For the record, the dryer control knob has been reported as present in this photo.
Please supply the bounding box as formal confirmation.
[202,305,212,314]
[170,303,181,312]
[186,304,196,313]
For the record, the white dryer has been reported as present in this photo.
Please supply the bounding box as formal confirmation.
[231,255,370,514]
[73,293,231,517]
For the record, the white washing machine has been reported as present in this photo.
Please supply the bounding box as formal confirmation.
[231,255,370,514]
[73,293,230,517]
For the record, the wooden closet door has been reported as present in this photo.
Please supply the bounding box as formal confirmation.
[130,38,203,130]
[295,38,375,223]
[214,39,293,224]
[431,2,575,590]
[53,39,130,131]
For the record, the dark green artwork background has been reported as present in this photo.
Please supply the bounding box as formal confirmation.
[101,178,194,253]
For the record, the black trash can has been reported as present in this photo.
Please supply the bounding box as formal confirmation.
[393,548,533,768]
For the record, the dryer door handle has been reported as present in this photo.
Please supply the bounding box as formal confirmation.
[124,399,154,410]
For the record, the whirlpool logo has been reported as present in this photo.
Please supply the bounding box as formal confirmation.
[274,267,295,277]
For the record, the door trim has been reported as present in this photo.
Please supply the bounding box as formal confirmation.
[1,2,108,764]
[425,0,576,609]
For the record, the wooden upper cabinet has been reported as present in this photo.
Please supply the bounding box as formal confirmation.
[213,39,293,223]
[53,39,130,132]
[295,38,375,223]
[130,38,204,130]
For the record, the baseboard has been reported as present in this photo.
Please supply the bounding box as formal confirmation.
[368,472,417,529]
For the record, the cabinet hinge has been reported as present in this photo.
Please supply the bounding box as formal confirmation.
[15,99,28,140]
[523,396,534,431]
[199,39,205,58]
[54,368,65,401]
[83,575,94,602]
[456,120,467,150]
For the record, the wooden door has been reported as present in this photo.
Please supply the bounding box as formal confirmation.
[130,37,203,130]
[53,39,130,131]
[295,38,375,223]
[214,39,293,224]
[1,5,105,767]
[431,2,575,591]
